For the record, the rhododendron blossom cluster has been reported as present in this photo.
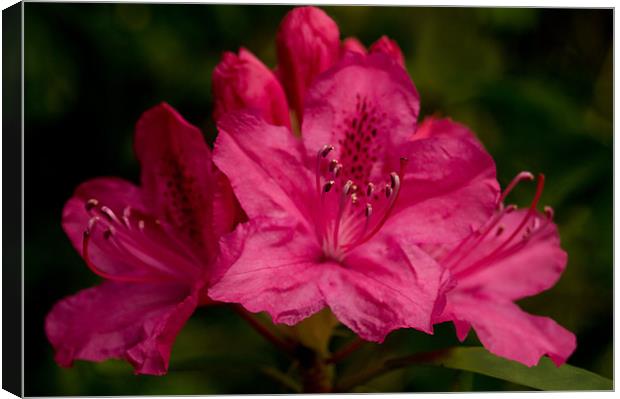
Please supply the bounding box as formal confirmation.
[46,5,576,391]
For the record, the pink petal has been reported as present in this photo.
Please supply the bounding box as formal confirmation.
[213,111,314,225]
[341,37,367,55]
[135,103,235,260]
[384,118,499,244]
[323,233,442,342]
[208,217,326,325]
[369,35,405,67]
[212,48,291,127]
[276,6,340,119]
[45,281,199,375]
[451,210,568,301]
[447,294,576,367]
[302,52,420,183]
[413,116,490,154]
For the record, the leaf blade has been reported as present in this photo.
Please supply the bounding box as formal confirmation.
[424,347,612,391]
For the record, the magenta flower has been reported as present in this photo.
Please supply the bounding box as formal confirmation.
[212,48,290,128]
[426,136,576,366]
[211,6,407,127]
[208,52,499,342]
[45,103,239,375]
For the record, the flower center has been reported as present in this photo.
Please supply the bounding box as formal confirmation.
[82,199,201,283]
[314,144,408,261]
[441,172,554,278]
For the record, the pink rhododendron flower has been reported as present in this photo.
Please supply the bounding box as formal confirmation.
[208,52,499,342]
[212,6,406,126]
[425,135,576,366]
[342,37,367,55]
[212,48,290,128]
[45,103,239,375]
[369,36,406,67]
[276,6,340,118]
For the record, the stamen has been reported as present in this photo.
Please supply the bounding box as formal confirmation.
[85,199,99,211]
[316,144,335,196]
[323,180,335,192]
[544,206,554,220]
[343,180,354,195]
[385,184,393,198]
[328,159,339,172]
[365,203,373,218]
[333,180,354,250]
[320,144,335,158]
[389,172,399,189]
[122,206,132,229]
[82,228,157,283]
[499,171,534,204]
[455,174,546,279]
[441,204,516,267]
[341,158,408,251]
[100,206,122,225]
[332,164,342,178]
[366,183,375,197]
[87,216,99,234]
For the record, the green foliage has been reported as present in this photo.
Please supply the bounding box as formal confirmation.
[424,347,613,391]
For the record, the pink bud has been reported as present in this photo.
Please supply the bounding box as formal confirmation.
[276,6,340,120]
[212,48,290,127]
[341,37,367,56]
[370,35,406,67]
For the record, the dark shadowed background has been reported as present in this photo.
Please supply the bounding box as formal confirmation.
[24,4,612,395]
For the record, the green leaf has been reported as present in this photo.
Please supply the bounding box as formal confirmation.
[423,347,612,391]
[336,346,612,392]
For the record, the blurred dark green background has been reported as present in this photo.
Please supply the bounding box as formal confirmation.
[24,4,612,395]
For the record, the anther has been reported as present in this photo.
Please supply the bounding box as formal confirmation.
[343,180,354,195]
[85,199,99,212]
[332,164,342,178]
[87,216,99,234]
[320,145,335,158]
[365,203,373,218]
[122,206,132,228]
[138,220,145,230]
[351,193,359,205]
[323,180,335,193]
[366,183,375,197]
[544,206,554,220]
[328,159,339,172]
[100,206,116,222]
[505,204,517,213]
[389,172,399,189]
[385,184,393,198]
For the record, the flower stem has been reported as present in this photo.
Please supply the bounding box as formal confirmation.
[334,348,451,392]
[325,337,365,364]
[232,305,296,356]
[296,345,333,392]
